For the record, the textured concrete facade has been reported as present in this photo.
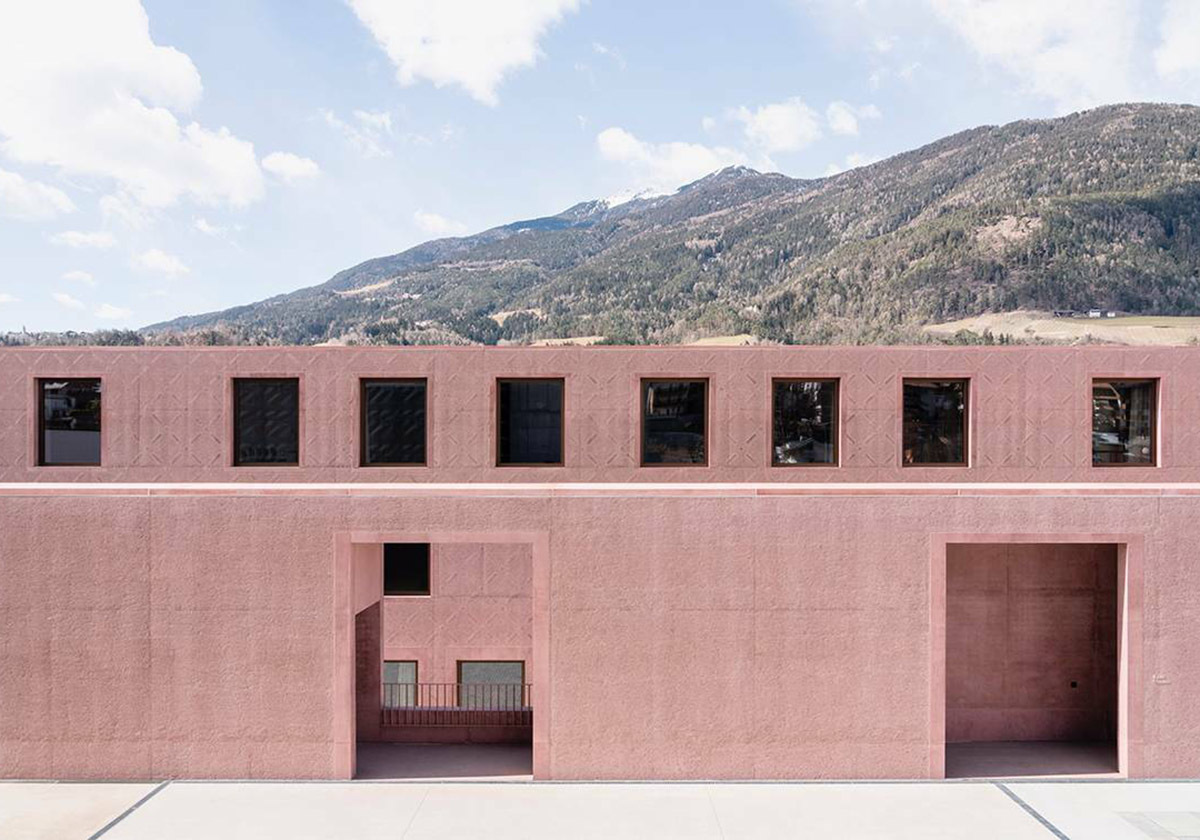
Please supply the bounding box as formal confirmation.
[1,346,1198,781]
[2,345,1198,483]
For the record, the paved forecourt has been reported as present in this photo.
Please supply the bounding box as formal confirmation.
[6,780,1200,840]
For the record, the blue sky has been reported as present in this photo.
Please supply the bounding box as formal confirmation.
[0,0,1197,332]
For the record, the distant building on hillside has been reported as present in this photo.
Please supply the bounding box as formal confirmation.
[1053,309,1120,319]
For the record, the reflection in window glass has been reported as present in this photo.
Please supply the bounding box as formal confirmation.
[642,380,707,465]
[458,661,526,710]
[903,379,968,466]
[497,379,563,465]
[384,543,431,595]
[382,661,417,708]
[772,379,838,465]
[1093,379,1156,465]
[234,378,299,465]
[39,378,101,466]
[362,379,426,465]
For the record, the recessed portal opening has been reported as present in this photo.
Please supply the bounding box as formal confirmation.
[944,543,1119,779]
[350,540,534,781]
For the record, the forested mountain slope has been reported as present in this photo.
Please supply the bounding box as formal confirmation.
[145,103,1200,345]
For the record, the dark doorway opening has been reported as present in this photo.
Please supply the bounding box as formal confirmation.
[944,543,1119,778]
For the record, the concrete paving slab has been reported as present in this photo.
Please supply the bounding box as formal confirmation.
[0,782,156,840]
[947,741,1120,779]
[1009,782,1200,840]
[99,783,430,840]
[355,743,532,780]
[8,779,1200,840]
[404,783,722,840]
[708,783,1054,840]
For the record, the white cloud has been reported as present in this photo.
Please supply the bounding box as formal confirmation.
[592,42,626,70]
[825,101,882,136]
[262,151,321,182]
[52,292,85,310]
[347,0,582,105]
[99,192,152,230]
[824,152,882,176]
[413,210,468,237]
[134,248,189,277]
[0,1,264,208]
[926,0,1139,113]
[1155,0,1200,80]
[49,230,117,249]
[0,294,19,305]
[320,108,395,158]
[597,127,754,196]
[731,98,822,154]
[62,270,97,287]
[355,109,393,133]
[94,302,133,320]
[194,217,222,236]
[0,167,76,220]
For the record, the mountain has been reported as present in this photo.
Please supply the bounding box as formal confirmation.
[146,103,1200,346]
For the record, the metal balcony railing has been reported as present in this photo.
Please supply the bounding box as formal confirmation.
[381,682,532,727]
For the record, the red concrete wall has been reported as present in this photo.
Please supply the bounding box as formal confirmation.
[355,603,381,742]
[2,345,1199,483]
[382,542,533,687]
[0,495,341,779]
[945,543,1118,743]
[0,486,1198,780]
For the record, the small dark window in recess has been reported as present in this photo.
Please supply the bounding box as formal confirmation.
[38,378,101,466]
[902,378,968,466]
[641,379,708,466]
[772,379,838,466]
[1093,378,1156,466]
[233,378,299,466]
[497,378,563,465]
[362,379,426,466]
[384,543,431,596]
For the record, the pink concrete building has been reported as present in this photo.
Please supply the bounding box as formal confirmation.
[0,345,1197,781]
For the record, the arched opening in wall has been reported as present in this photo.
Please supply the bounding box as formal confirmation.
[346,538,537,781]
[942,542,1122,779]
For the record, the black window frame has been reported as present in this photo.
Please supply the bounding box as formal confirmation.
[495,377,565,467]
[232,377,301,467]
[640,378,709,467]
[770,377,840,467]
[37,377,102,467]
[360,378,428,467]
[901,377,970,467]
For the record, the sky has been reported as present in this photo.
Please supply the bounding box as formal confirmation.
[0,0,1197,333]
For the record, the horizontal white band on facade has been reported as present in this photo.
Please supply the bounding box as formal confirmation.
[1,481,1200,497]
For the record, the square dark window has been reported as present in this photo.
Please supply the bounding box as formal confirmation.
[497,378,563,465]
[902,379,968,466]
[641,379,707,466]
[384,543,430,596]
[772,379,838,466]
[38,378,101,466]
[1093,379,1157,466]
[233,378,299,466]
[362,379,426,466]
